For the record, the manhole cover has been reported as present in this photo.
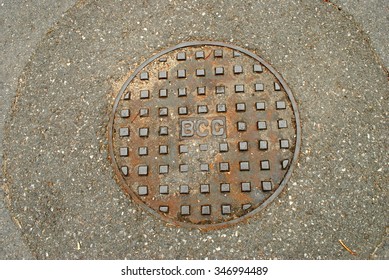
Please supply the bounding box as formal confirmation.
[108,41,301,229]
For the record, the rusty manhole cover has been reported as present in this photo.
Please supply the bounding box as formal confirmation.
[108,41,301,229]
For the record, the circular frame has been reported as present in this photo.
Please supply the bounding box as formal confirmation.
[108,41,301,230]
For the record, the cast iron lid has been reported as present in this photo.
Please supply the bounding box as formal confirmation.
[108,41,301,229]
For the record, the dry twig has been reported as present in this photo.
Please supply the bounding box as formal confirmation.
[339,239,357,256]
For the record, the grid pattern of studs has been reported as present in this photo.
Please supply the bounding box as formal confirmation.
[111,44,298,227]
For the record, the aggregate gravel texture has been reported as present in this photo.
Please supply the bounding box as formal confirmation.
[0,0,77,259]
[1,0,388,259]
[331,0,389,69]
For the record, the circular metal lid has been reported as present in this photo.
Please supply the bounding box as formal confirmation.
[109,41,301,229]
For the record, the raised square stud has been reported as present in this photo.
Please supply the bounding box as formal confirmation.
[159,89,168,98]
[159,206,169,213]
[196,69,205,76]
[178,106,188,115]
[282,159,289,169]
[278,119,288,128]
[216,86,225,94]
[242,204,252,210]
[140,90,149,99]
[120,147,128,157]
[159,126,168,136]
[199,144,208,151]
[233,65,243,74]
[138,165,148,176]
[195,51,205,59]
[158,71,168,79]
[237,121,247,131]
[138,146,148,156]
[240,161,250,171]
[119,127,129,137]
[180,185,189,194]
[178,88,187,97]
[257,121,267,130]
[280,139,289,149]
[138,185,148,196]
[262,181,273,191]
[219,143,229,152]
[236,103,246,112]
[274,82,281,91]
[159,145,168,154]
[259,140,268,150]
[121,109,130,118]
[177,69,186,78]
[197,105,208,114]
[139,108,149,117]
[239,141,248,151]
[255,102,265,110]
[121,166,128,176]
[179,164,189,173]
[159,165,169,174]
[159,107,168,116]
[197,86,206,95]
[159,57,167,62]
[123,92,130,100]
[159,185,169,194]
[200,184,210,193]
[179,145,188,153]
[219,162,230,172]
[260,160,270,170]
[241,182,251,192]
[220,183,230,192]
[253,64,263,72]
[235,84,244,93]
[177,52,186,60]
[215,67,224,75]
[276,101,286,109]
[201,205,211,215]
[140,72,149,80]
[200,163,209,172]
[216,104,226,112]
[214,49,223,57]
[139,127,149,137]
[255,83,264,91]
[221,205,231,215]
[181,205,190,215]
[233,51,241,57]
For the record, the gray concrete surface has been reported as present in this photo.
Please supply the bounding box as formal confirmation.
[1,0,77,259]
[1,0,388,259]
[332,0,389,69]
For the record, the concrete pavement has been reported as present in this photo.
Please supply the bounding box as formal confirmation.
[1,0,387,259]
